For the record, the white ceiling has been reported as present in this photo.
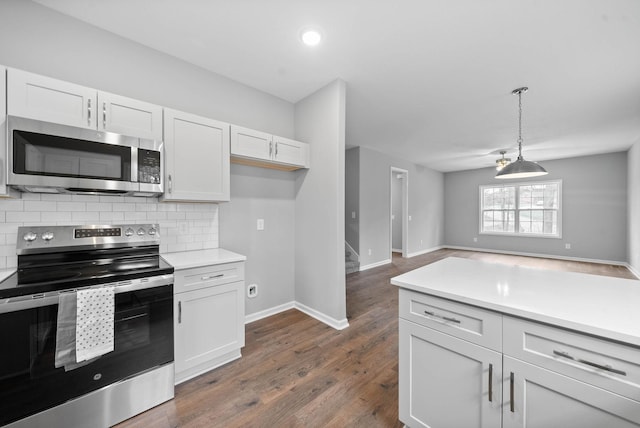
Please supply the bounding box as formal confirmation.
[34,0,640,172]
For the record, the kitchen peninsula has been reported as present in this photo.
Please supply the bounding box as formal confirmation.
[391,257,640,428]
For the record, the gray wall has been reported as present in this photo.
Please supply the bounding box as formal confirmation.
[629,142,640,274]
[294,80,347,326]
[345,147,359,254]
[0,0,299,318]
[444,152,628,263]
[359,147,445,267]
[219,165,296,315]
[0,0,294,137]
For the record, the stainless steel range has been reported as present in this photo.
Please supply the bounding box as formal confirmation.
[0,224,174,428]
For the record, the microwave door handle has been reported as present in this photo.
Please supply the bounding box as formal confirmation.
[103,102,107,129]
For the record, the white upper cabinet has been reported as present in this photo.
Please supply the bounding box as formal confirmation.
[162,108,230,202]
[0,65,12,198]
[7,68,162,140]
[230,125,309,171]
[97,91,162,140]
[8,68,96,129]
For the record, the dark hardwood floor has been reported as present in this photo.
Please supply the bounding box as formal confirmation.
[116,249,636,428]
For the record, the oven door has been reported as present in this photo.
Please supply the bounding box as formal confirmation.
[0,276,173,427]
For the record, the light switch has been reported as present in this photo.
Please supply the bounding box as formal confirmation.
[257,219,264,230]
[352,211,356,219]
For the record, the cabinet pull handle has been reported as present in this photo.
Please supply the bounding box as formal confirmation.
[103,102,107,128]
[168,174,172,193]
[553,350,627,376]
[87,99,92,126]
[488,363,493,402]
[423,310,461,324]
[269,141,273,157]
[275,141,278,157]
[178,301,182,324]
[201,274,224,281]
[510,372,515,413]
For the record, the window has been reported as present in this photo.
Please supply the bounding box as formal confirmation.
[480,180,561,237]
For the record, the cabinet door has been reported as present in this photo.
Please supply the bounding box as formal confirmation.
[272,136,309,168]
[399,319,502,428]
[162,108,230,202]
[7,68,96,129]
[174,282,245,376]
[503,356,640,428]
[97,91,163,140]
[230,125,272,161]
[0,66,8,197]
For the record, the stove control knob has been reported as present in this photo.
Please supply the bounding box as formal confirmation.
[23,231,37,242]
[125,228,135,237]
[148,227,157,236]
[137,227,146,236]
[41,231,55,241]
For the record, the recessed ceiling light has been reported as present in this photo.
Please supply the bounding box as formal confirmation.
[300,28,322,46]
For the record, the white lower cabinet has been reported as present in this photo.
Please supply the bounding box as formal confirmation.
[399,289,640,428]
[399,319,502,428]
[504,356,640,428]
[174,262,245,384]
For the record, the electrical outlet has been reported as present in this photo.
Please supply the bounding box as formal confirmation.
[565,243,571,249]
[247,284,258,298]
[408,215,412,221]
[368,249,372,256]
[257,219,264,230]
[473,237,478,242]
[352,211,356,219]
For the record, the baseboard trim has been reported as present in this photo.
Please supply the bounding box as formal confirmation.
[627,264,640,279]
[245,300,349,331]
[407,245,444,258]
[295,302,350,330]
[359,259,391,271]
[245,301,296,324]
[444,246,627,267]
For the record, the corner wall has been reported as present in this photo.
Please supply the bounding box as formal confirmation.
[628,143,640,275]
[345,147,360,254]
[358,147,445,268]
[294,80,347,329]
[444,152,628,263]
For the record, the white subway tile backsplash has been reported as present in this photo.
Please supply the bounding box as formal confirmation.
[0,194,219,269]
[57,202,86,212]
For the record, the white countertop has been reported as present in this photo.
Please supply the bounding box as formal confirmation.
[391,257,640,347]
[162,248,246,271]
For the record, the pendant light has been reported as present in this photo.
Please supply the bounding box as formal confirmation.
[495,87,548,179]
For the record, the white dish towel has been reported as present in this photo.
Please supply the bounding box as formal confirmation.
[75,286,115,362]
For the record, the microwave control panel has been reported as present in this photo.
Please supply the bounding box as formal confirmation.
[138,149,162,184]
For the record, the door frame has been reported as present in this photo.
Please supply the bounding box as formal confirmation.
[390,167,409,259]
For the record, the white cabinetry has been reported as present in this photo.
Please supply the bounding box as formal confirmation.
[7,68,162,140]
[162,108,230,202]
[398,289,640,428]
[0,65,15,198]
[174,261,245,384]
[230,125,309,171]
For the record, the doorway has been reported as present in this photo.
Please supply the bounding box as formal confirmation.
[390,167,408,259]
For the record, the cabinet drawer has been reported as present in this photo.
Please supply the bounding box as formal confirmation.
[399,289,502,351]
[504,316,640,402]
[174,262,245,294]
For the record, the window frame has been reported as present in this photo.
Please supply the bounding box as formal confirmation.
[479,179,562,239]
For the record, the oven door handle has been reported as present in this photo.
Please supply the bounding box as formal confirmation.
[0,274,173,314]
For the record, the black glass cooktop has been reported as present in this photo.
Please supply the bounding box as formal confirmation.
[0,246,173,299]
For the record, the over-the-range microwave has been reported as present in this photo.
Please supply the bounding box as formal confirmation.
[6,116,163,196]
